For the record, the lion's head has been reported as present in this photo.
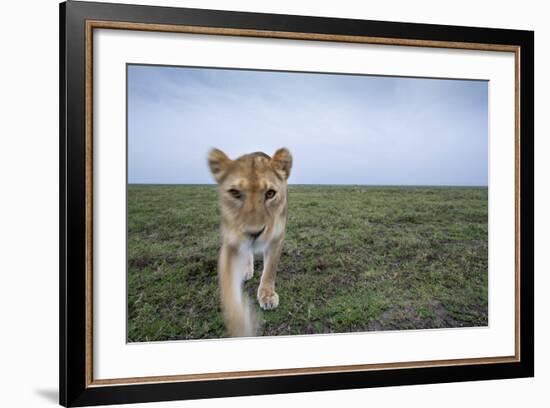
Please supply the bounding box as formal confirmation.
[208,148,292,247]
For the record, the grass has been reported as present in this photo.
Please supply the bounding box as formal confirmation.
[127,184,488,342]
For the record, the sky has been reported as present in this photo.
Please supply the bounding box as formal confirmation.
[127,64,488,186]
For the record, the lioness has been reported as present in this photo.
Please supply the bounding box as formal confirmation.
[208,148,292,337]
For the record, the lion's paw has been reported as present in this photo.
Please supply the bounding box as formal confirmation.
[258,288,279,310]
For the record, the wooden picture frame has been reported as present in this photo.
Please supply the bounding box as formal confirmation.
[60,1,534,406]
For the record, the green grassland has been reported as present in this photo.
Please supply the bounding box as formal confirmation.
[127,185,488,342]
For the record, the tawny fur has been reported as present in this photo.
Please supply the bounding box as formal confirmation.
[208,148,292,337]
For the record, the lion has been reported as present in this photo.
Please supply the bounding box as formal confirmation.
[208,148,292,337]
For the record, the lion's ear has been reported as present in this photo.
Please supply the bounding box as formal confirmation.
[208,148,232,183]
[271,148,292,180]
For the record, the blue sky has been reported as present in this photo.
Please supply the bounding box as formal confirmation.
[127,64,488,186]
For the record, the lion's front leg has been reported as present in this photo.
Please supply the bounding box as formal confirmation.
[218,244,256,337]
[257,237,284,310]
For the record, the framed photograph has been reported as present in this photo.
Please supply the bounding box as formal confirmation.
[60,1,534,406]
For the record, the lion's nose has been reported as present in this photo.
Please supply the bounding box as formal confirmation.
[246,226,265,240]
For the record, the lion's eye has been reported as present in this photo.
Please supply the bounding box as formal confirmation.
[228,189,242,199]
[265,189,276,200]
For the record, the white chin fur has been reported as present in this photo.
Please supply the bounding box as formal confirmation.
[238,240,266,255]
[252,240,267,255]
